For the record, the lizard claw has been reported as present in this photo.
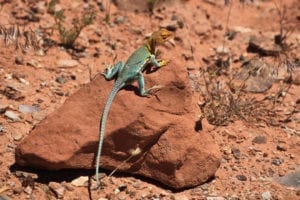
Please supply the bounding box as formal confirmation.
[158,60,169,67]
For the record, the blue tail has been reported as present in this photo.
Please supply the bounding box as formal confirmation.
[95,79,125,185]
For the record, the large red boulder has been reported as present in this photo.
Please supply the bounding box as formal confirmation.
[15,62,221,189]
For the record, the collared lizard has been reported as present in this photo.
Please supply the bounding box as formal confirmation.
[95,28,174,187]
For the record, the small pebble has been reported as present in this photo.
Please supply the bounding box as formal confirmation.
[271,158,283,166]
[4,111,21,122]
[276,144,287,151]
[23,186,33,195]
[15,56,24,65]
[55,76,67,84]
[252,135,267,144]
[114,16,126,24]
[13,186,23,194]
[261,191,272,200]
[236,174,247,181]
[12,132,23,141]
[231,148,241,159]
[118,184,127,192]
[19,105,39,114]
[49,182,65,199]
[58,59,78,68]
[71,176,89,187]
[31,111,47,122]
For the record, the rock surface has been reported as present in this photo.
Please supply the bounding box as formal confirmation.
[15,62,221,189]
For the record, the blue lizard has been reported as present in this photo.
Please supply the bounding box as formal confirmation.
[95,28,174,187]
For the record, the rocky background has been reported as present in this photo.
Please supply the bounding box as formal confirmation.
[0,0,299,199]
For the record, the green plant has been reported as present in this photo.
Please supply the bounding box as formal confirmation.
[55,10,94,48]
[104,0,111,23]
[47,1,95,48]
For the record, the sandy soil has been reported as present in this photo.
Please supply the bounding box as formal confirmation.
[0,0,299,199]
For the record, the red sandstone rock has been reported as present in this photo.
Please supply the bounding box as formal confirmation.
[15,62,221,189]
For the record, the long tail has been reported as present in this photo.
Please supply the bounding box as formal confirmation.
[95,80,125,185]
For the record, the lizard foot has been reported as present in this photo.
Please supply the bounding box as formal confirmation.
[101,66,113,79]
[158,59,169,67]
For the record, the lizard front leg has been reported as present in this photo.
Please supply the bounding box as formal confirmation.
[137,72,162,96]
[149,54,169,68]
[102,61,124,80]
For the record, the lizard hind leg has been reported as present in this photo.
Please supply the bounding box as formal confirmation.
[102,61,124,80]
[137,72,163,96]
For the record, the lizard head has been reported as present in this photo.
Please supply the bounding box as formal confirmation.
[149,28,174,45]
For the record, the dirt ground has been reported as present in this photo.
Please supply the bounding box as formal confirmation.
[0,0,299,199]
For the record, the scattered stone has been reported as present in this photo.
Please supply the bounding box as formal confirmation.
[215,46,229,55]
[235,58,275,93]
[276,144,287,151]
[48,182,65,199]
[15,171,38,179]
[161,20,178,31]
[118,184,127,191]
[12,132,23,141]
[252,135,267,144]
[200,183,209,190]
[17,77,29,85]
[58,59,78,68]
[15,56,24,65]
[23,186,32,195]
[0,104,8,114]
[114,15,126,24]
[4,111,21,122]
[271,157,283,166]
[62,182,74,191]
[71,176,89,187]
[232,26,252,33]
[0,125,5,133]
[1,85,25,100]
[18,105,39,114]
[231,147,241,160]
[132,180,141,189]
[236,174,247,181]
[261,191,272,200]
[114,188,120,195]
[13,186,23,194]
[55,76,67,84]
[54,90,64,96]
[31,111,47,121]
[247,36,282,56]
[27,60,42,68]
